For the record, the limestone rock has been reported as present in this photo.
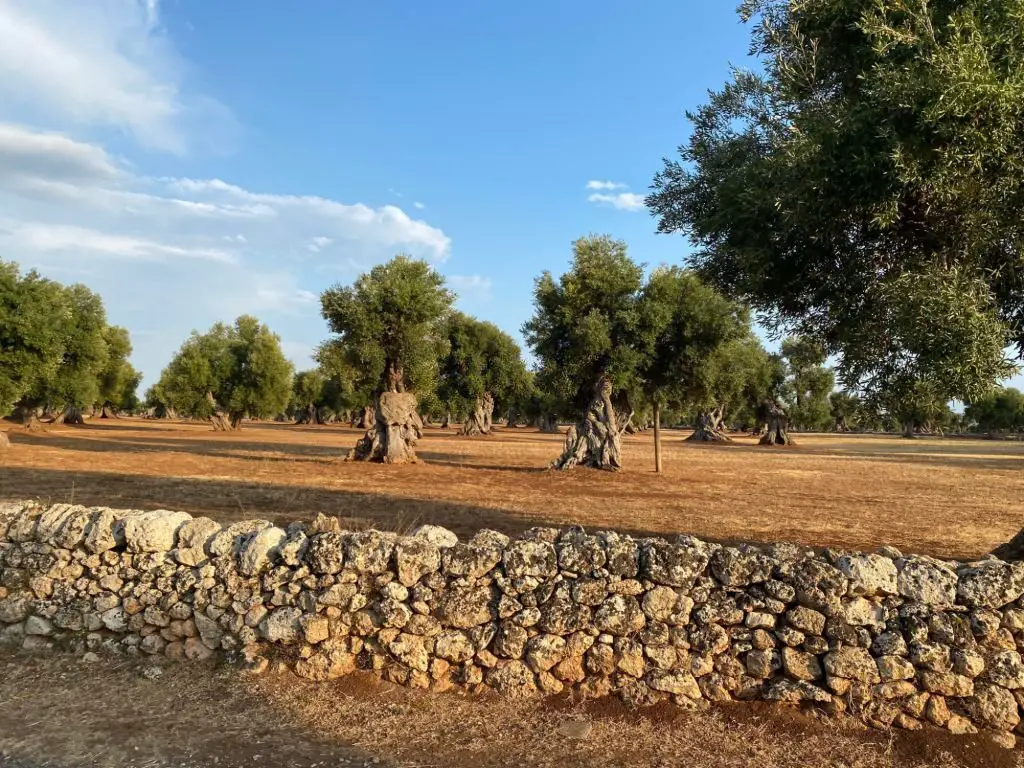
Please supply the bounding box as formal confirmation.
[124,510,192,553]
[208,520,271,558]
[346,531,395,574]
[238,526,287,576]
[84,508,129,553]
[710,547,773,587]
[646,670,701,698]
[639,538,712,589]
[897,557,956,606]
[173,518,222,566]
[836,553,898,597]
[593,595,645,636]
[956,561,1024,609]
[438,585,496,629]
[824,647,880,683]
[487,660,537,698]
[964,684,1019,731]
[781,647,823,681]
[785,606,825,636]
[260,607,302,643]
[412,524,459,548]
[435,631,476,663]
[395,538,441,587]
[525,634,566,673]
[503,539,557,580]
[305,532,345,574]
[984,651,1024,689]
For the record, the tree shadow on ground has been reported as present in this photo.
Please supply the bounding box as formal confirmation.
[0,465,746,546]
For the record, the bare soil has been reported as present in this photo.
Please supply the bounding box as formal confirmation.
[2,419,1023,559]
[0,650,1017,768]
[3,419,1024,766]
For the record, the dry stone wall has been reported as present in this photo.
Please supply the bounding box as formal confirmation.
[3,501,1024,746]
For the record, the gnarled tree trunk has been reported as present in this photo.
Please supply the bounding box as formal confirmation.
[357,405,376,430]
[347,390,424,464]
[14,405,43,431]
[460,392,494,436]
[552,377,625,471]
[759,402,794,446]
[100,402,119,419]
[440,412,451,429]
[49,407,85,426]
[295,403,324,425]
[687,406,731,442]
[207,392,233,431]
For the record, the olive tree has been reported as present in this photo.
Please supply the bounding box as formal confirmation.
[320,255,453,463]
[648,0,1022,410]
[155,316,293,430]
[437,312,531,436]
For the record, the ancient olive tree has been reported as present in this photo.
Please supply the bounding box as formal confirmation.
[523,235,648,470]
[96,325,142,417]
[437,312,530,436]
[29,283,111,425]
[780,336,834,433]
[292,369,328,425]
[966,388,1024,436]
[648,0,1021,411]
[155,316,293,430]
[0,262,69,425]
[829,391,861,433]
[639,268,751,461]
[320,255,454,463]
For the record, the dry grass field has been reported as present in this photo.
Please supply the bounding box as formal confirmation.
[3,418,1024,767]
[2,417,1023,559]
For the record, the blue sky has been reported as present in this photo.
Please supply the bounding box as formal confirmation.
[4,1,1017,393]
[0,0,756,388]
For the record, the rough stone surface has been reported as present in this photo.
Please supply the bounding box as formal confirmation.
[3,501,1024,742]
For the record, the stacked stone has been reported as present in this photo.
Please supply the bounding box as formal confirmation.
[2,501,1024,746]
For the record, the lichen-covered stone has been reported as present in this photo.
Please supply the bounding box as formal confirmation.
[640,539,712,589]
[346,531,394,574]
[897,557,956,606]
[503,539,557,580]
[824,647,880,683]
[438,585,496,629]
[395,538,441,587]
[124,510,192,553]
[956,561,1024,609]
[836,553,898,597]
[238,526,287,576]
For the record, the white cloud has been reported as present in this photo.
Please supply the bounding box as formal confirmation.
[587,192,645,212]
[306,236,333,253]
[0,0,230,154]
[0,124,453,386]
[586,180,626,191]
[413,201,426,210]
[448,274,493,303]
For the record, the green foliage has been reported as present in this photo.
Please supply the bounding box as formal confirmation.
[320,255,454,395]
[0,261,69,416]
[966,388,1024,433]
[648,0,1022,405]
[829,391,861,430]
[155,316,293,422]
[640,267,752,416]
[98,325,142,413]
[291,369,326,414]
[523,235,647,412]
[781,336,834,431]
[437,312,530,418]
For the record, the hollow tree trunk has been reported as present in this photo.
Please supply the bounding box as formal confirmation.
[357,405,376,430]
[460,392,495,436]
[552,376,624,471]
[759,403,794,446]
[347,390,424,464]
[206,392,233,431]
[687,406,731,442]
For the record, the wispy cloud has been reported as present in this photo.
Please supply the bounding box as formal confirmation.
[586,180,626,191]
[413,201,425,210]
[448,274,493,303]
[0,0,233,154]
[587,191,645,212]
[306,236,333,253]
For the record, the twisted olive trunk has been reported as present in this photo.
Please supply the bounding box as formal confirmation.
[687,405,731,442]
[552,376,625,471]
[460,392,495,436]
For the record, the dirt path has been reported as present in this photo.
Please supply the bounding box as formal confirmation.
[0,651,1015,768]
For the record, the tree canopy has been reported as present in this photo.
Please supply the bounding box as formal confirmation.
[154,315,293,427]
[436,311,530,420]
[320,255,454,395]
[523,235,647,414]
[780,337,834,432]
[648,0,1022,406]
